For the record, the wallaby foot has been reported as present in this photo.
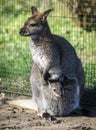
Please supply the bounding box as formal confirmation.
[37,110,52,121]
[80,108,91,116]
[42,112,52,121]
[70,108,82,115]
[37,109,45,118]
[70,107,91,116]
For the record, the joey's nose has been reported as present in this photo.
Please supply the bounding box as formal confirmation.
[60,91,64,97]
[60,87,64,97]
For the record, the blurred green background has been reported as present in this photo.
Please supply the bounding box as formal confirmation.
[0,0,96,94]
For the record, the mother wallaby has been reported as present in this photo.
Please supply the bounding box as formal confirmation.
[7,6,85,119]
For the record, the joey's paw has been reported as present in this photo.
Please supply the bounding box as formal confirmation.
[59,75,65,82]
[41,78,48,86]
[43,72,50,81]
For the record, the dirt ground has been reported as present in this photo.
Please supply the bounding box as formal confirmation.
[0,91,96,130]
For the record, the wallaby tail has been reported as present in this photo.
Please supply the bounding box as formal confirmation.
[6,99,38,111]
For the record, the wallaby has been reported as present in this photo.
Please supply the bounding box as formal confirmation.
[7,6,85,119]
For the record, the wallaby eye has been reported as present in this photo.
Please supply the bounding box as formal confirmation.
[29,23,37,27]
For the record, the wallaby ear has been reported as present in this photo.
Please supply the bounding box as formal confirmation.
[31,6,38,15]
[42,9,53,22]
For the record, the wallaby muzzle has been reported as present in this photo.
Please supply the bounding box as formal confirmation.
[19,27,43,36]
[19,27,33,36]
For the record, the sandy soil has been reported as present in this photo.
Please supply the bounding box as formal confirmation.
[0,92,96,130]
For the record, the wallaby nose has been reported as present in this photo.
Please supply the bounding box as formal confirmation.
[19,28,24,35]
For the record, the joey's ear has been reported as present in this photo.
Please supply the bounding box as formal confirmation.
[48,81,51,87]
[42,9,53,22]
[31,6,38,15]
[62,74,78,86]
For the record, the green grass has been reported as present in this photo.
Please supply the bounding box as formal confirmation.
[0,0,96,93]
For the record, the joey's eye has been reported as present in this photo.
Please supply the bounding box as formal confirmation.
[29,23,37,27]
[53,88,56,92]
